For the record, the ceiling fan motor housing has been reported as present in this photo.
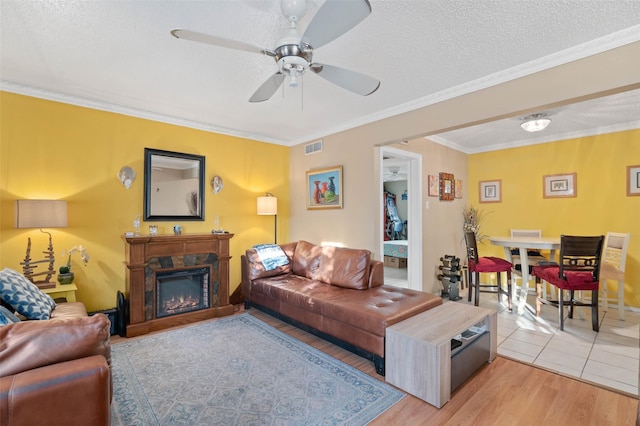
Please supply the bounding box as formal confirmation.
[275,44,312,83]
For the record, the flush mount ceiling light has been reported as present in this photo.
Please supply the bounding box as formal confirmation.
[520,113,552,132]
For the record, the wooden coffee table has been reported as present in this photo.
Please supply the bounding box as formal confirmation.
[385,302,496,408]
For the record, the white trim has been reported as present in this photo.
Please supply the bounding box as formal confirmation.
[379,146,422,291]
[290,25,640,147]
[3,26,638,149]
[0,81,290,146]
[430,120,640,154]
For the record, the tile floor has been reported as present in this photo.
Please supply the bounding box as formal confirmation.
[475,290,639,397]
[384,267,639,396]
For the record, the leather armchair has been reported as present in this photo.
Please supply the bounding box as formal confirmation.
[0,313,112,425]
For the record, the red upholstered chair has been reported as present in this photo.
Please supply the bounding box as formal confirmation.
[532,235,604,332]
[464,231,512,309]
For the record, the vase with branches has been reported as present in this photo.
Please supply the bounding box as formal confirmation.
[463,205,490,244]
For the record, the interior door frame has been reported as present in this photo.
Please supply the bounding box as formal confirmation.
[379,146,422,291]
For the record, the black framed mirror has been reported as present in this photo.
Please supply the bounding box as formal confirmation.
[144,148,205,221]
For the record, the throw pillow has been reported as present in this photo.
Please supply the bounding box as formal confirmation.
[0,305,21,326]
[0,268,56,320]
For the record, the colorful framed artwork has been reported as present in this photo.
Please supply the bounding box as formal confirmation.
[455,180,463,199]
[479,179,501,203]
[306,166,343,209]
[543,173,576,198]
[439,172,455,201]
[627,165,640,196]
[428,175,439,197]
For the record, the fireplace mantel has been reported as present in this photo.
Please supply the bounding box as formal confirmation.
[122,233,234,337]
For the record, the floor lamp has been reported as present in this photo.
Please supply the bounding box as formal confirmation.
[257,193,277,244]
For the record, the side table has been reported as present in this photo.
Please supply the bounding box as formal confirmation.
[41,282,78,302]
[385,302,496,408]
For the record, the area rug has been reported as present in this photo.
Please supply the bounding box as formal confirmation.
[110,313,404,425]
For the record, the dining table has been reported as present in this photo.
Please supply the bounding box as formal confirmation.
[489,236,560,314]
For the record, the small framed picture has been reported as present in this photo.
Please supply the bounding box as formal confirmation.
[543,173,576,198]
[479,180,501,203]
[428,175,439,197]
[455,180,463,199]
[439,172,455,201]
[627,165,640,196]
[306,166,343,209]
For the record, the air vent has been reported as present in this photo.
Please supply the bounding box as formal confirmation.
[305,140,323,155]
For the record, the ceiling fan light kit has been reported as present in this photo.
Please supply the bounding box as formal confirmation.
[520,113,552,132]
[171,0,379,102]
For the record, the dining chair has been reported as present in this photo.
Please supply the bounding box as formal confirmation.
[532,235,604,332]
[599,232,630,320]
[509,229,550,297]
[464,231,512,310]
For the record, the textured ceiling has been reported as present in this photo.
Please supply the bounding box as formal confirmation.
[1,0,639,152]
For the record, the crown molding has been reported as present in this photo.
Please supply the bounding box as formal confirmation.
[291,25,640,146]
[3,25,639,149]
[0,81,291,146]
[430,120,640,154]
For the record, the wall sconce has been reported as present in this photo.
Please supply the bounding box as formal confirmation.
[257,193,278,244]
[211,175,224,194]
[118,166,136,189]
[15,199,68,288]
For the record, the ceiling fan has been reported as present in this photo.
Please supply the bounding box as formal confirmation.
[384,166,408,182]
[171,0,380,102]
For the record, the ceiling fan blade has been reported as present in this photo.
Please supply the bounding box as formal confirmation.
[301,0,371,50]
[171,29,274,56]
[310,63,380,96]
[249,72,285,102]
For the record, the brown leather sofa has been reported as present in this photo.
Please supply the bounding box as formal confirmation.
[0,303,112,426]
[241,240,442,374]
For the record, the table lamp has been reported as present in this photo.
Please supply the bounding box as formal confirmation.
[15,199,68,288]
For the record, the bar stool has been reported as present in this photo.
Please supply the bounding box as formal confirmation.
[464,231,512,310]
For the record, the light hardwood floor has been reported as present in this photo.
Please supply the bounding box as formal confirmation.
[112,307,639,425]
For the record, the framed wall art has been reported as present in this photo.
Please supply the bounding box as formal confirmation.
[479,180,501,203]
[306,166,343,210]
[455,180,463,199]
[439,172,455,201]
[627,165,640,196]
[428,175,439,197]
[543,173,576,198]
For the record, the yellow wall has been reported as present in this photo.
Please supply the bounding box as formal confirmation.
[3,91,638,311]
[0,92,290,311]
[468,129,640,308]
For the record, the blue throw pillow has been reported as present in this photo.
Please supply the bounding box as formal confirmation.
[0,305,21,325]
[0,268,56,320]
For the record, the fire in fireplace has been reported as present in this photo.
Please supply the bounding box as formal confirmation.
[156,267,210,318]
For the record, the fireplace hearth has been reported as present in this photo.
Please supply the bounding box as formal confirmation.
[122,233,234,336]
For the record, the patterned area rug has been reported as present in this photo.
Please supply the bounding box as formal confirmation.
[111,313,404,425]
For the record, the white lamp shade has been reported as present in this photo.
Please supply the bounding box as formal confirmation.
[15,200,68,229]
[257,196,277,215]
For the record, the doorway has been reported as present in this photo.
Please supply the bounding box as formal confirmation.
[379,146,422,290]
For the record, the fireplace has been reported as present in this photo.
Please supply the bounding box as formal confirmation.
[156,267,209,318]
[122,233,234,337]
